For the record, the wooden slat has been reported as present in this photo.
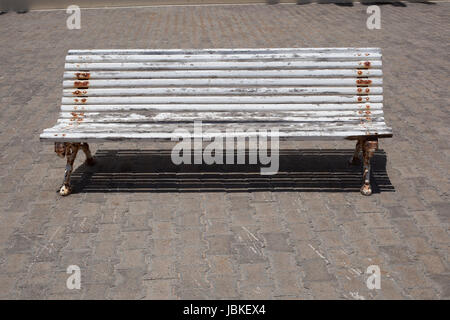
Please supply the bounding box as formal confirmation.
[59,110,384,119]
[61,103,384,112]
[66,52,382,63]
[63,95,383,105]
[43,122,391,136]
[41,131,393,143]
[57,119,385,126]
[43,124,391,144]
[57,111,385,123]
[41,123,393,141]
[44,132,390,142]
[64,69,382,79]
[68,48,381,55]
[64,78,382,88]
[65,60,381,71]
[63,87,383,97]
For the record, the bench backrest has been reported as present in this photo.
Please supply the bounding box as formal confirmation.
[44,48,392,141]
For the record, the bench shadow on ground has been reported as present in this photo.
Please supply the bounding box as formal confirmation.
[70,149,394,194]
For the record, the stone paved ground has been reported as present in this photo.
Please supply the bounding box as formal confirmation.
[0,3,449,299]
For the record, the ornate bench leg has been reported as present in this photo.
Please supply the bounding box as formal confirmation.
[80,143,95,166]
[349,138,362,165]
[55,143,80,196]
[360,139,378,196]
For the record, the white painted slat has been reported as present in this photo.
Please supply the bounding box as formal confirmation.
[57,112,384,123]
[64,69,382,79]
[42,123,392,142]
[63,95,383,105]
[68,48,381,55]
[64,78,382,88]
[59,110,384,119]
[66,52,381,63]
[65,60,381,71]
[64,87,383,97]
[57,118,385,126]
[61,103,384,112]
[44,123,390,134]
[41,131,393,142]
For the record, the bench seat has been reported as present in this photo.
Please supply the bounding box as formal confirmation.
[42,121,391,142]
[40,48,392,195]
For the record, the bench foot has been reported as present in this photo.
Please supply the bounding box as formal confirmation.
[55,142,94,196]
[59,184,72,196]
[360,183,372,196]
[360,138,378,196]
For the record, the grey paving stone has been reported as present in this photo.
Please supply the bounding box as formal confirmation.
[0,2,448,299]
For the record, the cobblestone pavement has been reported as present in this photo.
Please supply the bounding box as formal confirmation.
[0,3,449,299]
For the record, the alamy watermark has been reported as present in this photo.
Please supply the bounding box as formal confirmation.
[66,5,81,30]
[367,6,381,30]
[366,265,381,290]
[170,121,279,175]
[66,265,81,290]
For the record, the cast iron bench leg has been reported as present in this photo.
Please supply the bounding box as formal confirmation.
[59,143,79,196]
[55,142,95,196]
[360,139,378,196]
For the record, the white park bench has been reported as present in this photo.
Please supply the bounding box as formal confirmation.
[40,48,392,196]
